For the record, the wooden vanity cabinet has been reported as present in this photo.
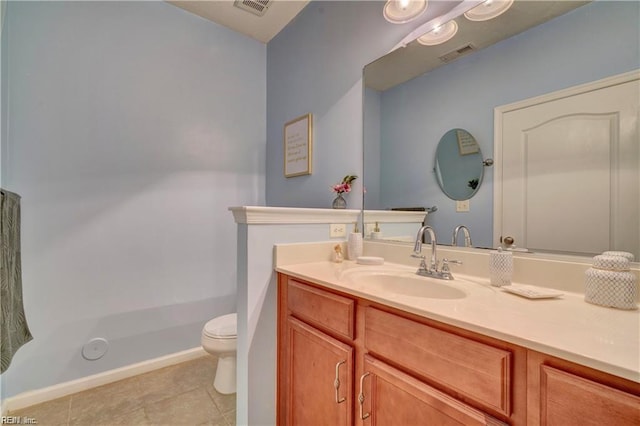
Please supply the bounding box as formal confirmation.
[527,351,640,426]
[278,276,356,426]
[277,273,640,426]
[278,274,516,425]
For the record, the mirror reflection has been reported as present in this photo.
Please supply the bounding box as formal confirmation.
[362,0,639,258]
[434,129,484,201]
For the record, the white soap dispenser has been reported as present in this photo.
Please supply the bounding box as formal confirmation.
[347,222,363,260]
[370,222,382,240]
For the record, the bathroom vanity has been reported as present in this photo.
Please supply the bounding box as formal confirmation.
[275,258,640,425]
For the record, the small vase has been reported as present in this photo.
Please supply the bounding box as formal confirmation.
[332,194,347,209]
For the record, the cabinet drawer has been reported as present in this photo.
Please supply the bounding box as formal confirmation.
[539,365,640,426]
[287,279,355,340]
[365,307,512,416]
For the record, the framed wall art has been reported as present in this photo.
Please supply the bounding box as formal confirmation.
[456,129,480,155]
[284,113,313,177]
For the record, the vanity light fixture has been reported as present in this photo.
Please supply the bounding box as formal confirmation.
[383,0,428,24]
[416,20,458,46]
[464,0,514,22]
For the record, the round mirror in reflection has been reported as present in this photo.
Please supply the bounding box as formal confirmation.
[434,129,484,200]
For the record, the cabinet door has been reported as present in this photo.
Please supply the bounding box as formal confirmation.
[358,356,506,426]
[286,317,354,426]
[537,365,640,426]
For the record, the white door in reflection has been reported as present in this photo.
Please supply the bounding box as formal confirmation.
[497,73,639,257]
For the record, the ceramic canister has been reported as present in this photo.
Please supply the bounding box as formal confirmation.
[585,255,638,310]
[601,251,635,262]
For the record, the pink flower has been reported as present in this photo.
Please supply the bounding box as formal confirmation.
[331,175,358,194]
[332,183,351,194]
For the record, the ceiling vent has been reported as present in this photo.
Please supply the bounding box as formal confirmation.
[233,0,273,17]
[439,43,476,63]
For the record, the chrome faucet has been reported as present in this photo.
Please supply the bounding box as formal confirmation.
[413,225,438,274]
[412,225,462,280]
[452,225,472,247]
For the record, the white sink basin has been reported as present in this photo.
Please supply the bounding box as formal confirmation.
[341,269,466,299]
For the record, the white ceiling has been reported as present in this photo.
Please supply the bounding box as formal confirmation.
[167,0,310,43]
[167,1,591,91]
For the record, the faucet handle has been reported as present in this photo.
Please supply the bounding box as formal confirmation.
[411,254,429,272]
[441,258,462,272]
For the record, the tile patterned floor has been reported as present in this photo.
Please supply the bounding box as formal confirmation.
[8,355,236,426]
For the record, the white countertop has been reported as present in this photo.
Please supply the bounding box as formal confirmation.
[276,260,640,383]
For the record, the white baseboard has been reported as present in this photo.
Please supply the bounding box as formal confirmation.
[2,347,206,414]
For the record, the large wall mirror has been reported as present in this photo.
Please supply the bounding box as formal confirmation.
[363,0,639,259]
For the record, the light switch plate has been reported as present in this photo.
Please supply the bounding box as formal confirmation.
[456,200,470,212]
[330,223,346,238]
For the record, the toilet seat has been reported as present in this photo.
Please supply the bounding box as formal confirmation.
[203,313,237,339]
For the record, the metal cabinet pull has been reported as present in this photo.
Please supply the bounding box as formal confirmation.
[334,360,346,404]
[358,372,371,420]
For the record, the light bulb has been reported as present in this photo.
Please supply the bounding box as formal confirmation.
[464,0,513,21]
[383,0,428,24]
[416,20,458,46]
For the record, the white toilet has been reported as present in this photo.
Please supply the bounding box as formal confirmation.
[201,313,237,394]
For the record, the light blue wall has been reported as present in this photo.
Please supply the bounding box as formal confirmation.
[377,0,640,248]
[0,0,6,402]
[1,0,7,187]
[265,1,460,209]
[2,1,265,398]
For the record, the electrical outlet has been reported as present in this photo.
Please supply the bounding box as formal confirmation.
[456,200,470,212]
[330,223,346,238]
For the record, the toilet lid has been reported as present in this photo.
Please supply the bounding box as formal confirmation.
[204,313,237,338]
